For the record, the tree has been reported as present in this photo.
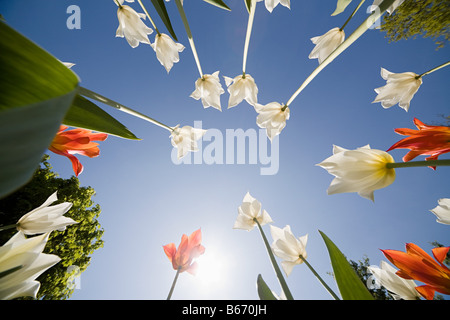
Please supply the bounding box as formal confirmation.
[0,155,104,300]
[380,0,450,49]
[348,256,394,300]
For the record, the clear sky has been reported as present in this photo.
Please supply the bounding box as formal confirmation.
[2,0,449,300]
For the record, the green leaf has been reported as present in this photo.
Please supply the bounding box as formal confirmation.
[150,0,178,41]
[63,95,140,140]
[256,274,277,300]
[331,0,353,16]
[0,21,79,199]
[244,0,252,13]
[202,0,231,11]
[319,231,374,300]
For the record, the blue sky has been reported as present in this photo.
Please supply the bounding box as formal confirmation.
[2,0,449,300]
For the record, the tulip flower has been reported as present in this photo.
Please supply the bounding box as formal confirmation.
[163,229,205,275]
[381,243,450,300]
[0,231,60,300]
[430,198,450,225]
[372,68,422,111]
[16,192,77,235]
[254,102,290,141]
[151,33,185,73]
[387,118,450,167]
[115,0,153,48]
[233,192,273,231]
[256,0,290,13]
[367,261,422,300]
[48,125,108,176]
[270,225,308,277]
[316,145,396,201]
[170,125,206,159]
[190,71,225,111]
[309,27,345,64]
[224,74,258,108]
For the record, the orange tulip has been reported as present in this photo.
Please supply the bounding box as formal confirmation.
[48,125,108,176]
[163,229,205,275]
[387,118,450,169]
[381,243,450,300]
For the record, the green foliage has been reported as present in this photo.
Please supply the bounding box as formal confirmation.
[0,155,104,300]
[380,0,450,48]
[348,256,393,300]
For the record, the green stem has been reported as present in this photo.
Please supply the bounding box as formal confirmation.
[78,87,175,132]
[0,224,17,232]
[137,0,160,35]
[242,0,257,75]
[285,0,396,108]
[299,255,340,300]
[167,267,181,300]
[339,0,365,31]
[174,0,204,78]
[417,61,450,78]
[114,0,122,7]
[255,219,294,300]
[386,159,450,169]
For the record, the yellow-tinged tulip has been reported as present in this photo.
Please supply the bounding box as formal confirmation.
[316,145,396,201]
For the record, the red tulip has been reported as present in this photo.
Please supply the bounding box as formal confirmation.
[163,229,205,275]
[387,118,450,169]
[48,125,107,176]
[382,243,450,300]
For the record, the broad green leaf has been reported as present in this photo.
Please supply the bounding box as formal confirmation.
[0,21,79,199]
[203,0,231,11]
[63,95,140,140]
[256,274,277,300]
[150,0,178,41]
[331,0,353,16]
[319,231,374,300]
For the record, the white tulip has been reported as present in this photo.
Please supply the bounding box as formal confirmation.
[233,192,273,231]
[430,198,450,225]
[256,0,290,13]
[309,27,345,64]
[316,145,396,201]
[224,74,258,108]
[170,125,206,159]
[17,192,76,235]
[368,261,422,300]
[270,225,307,277]
[190,71,225,111]
[254,102,290,141]
[373,68,422,112]
[151,33,185,73]
[0,232,60,300]
[115,1,153,48]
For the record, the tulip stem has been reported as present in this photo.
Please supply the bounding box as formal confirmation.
[386,159,450,169]
[285,0,396,108]
[298,255,340,300]
[255,219,294,300]
[174,0,204,78]
[242,0,257,75]
[167,267,181,300]
[339,0,365,31]
[0,224,17,232]
[137,0,161,35]
[78,86,175,133]
[417,61,450,79]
